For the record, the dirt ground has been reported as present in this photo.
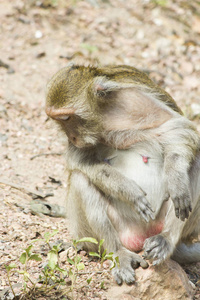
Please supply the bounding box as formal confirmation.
[0,0,200,299]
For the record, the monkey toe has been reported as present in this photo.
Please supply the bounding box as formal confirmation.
[112,250,147,285]
[112,267,135,285]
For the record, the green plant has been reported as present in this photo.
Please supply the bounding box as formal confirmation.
[80,43,98,54]
[89,239,119,270]
[4,232,112,299]
[151,0,168,6]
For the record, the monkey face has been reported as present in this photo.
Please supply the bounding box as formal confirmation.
[46,105,100,148]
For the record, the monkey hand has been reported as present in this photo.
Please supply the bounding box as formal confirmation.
[168,183,192,221]
[143,234,173,265]
[112,248,148,285]
[98,166,155,222]
[126,184,155,222]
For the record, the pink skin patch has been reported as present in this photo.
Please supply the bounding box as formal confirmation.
[120,222,164,252]
[142,155,149,163]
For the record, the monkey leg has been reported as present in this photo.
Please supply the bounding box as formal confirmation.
[67,170,148,285]
[143,152,200,265]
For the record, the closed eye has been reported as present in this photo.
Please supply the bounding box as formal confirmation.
[55,115,71,121]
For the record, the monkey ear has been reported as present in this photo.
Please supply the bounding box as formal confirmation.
[99,84,173,132]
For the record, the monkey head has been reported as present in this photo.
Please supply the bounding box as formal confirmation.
[46,64,181,149]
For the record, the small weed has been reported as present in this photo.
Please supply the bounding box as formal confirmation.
[4,232,114,299]
[151,0,168,6]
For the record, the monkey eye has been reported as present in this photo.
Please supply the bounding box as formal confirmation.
[56,115,71,121]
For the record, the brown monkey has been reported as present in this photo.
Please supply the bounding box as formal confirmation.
[45,64,200,285]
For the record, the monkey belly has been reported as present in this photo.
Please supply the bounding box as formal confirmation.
[120,222,164,252]
[107,144,167,252]
[108,145,166,214]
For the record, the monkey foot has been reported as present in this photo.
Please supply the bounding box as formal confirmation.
[112,249,148,285]
[143,234,173,265]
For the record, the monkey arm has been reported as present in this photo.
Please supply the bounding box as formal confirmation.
[66,144,154,222]
[159,117,200,221]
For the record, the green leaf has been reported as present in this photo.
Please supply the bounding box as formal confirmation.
[76,237,98,244]
[55,266,68,276]
[20,252,27,264]
[81,43,98,53]
[31,238,43,243]
[152,0,167,6]
[44,230,58,243]
[99,239,104,248]
[68,268,73,278]
[87,277,92,284]
[105,252,114,260]
[23,272,30,282]
[77,262,85,271]
[89,252,100,258]
[100,281,105,289]
[115,256,120,267]
[110,255,120,270]
[17,270,26,274]
[98,239,104,254]
[25,245,33,256]
[23,282,27,291]
[52,243,61,252]
[29,254,42,262]
[67,257,75,265]
[77,256,82,264]
[48,250,58,270]
[101,249,107,259]
[5,263,17,272]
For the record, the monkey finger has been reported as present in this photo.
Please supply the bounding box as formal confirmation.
[145,200,155,212]
[152,258,163,266]
[144,247,161,262]
[175,208,180,219]
[184,197,192,214]
[173,197,181,218]
[140,210,155,223]
[139,258,149,269]
[140,213,150,223]
[180,209,188,221]
[182,207,190,221]
[179,196,192,220]
[137,201,155,221]
[144,240,160,253]
[143,251,151,260]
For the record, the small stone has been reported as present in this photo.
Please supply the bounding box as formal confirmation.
[35,30,43,39]
[191,103,200,117]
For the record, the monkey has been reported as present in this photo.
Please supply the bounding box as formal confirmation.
[45,64,200,285]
